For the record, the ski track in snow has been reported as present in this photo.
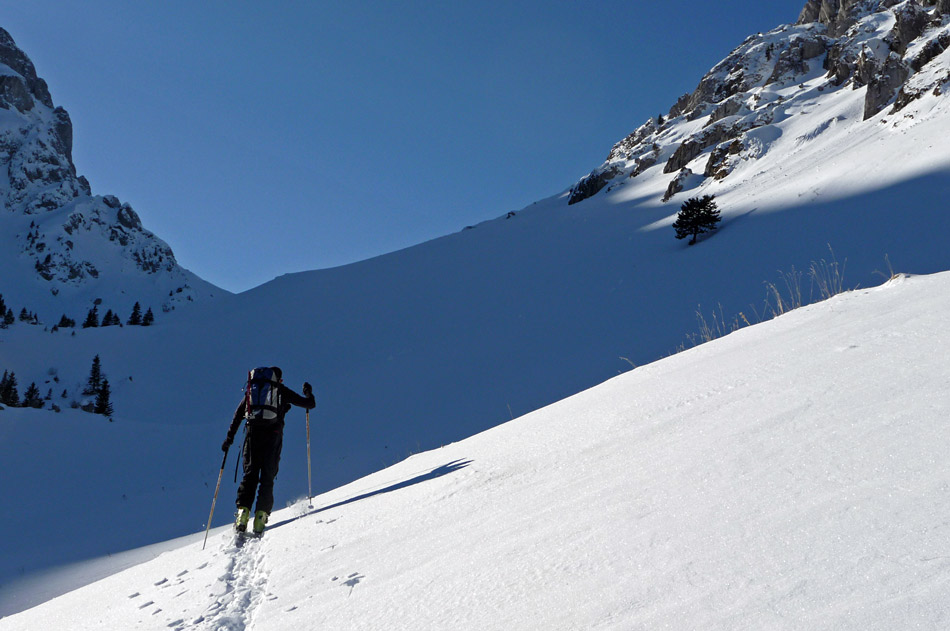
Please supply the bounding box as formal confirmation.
[112,534,273,631]
[194,537,271,631]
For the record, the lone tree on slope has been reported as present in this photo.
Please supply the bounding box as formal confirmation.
[94,379,114,417]
[673,194,721,245]
[83,355,103,396]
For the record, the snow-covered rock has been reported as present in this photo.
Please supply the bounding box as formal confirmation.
[0,27,220,322]
[568,0,950,205]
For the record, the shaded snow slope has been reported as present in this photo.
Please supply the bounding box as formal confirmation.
[4,270,950,629]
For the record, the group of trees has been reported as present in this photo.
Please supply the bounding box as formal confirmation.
[0,294,21,329]
[80,302,154,329]
[0,371,45,409]
[0,294,155,332]
[50,302,155,331]
[1,356,113,417]
[83,355,114,416]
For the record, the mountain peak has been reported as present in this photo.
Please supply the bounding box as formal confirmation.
[0,28,220,320]
[0,26,53,111]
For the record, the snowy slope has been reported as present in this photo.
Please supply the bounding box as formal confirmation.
[4,270,950,629]
[6,1,950,609]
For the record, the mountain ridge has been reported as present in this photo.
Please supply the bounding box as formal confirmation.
[0,27,221,324]
[569,0,950,205]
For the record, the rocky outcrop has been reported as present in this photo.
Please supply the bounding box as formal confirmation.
[568,165,621,205]
[767,35,829,85]
[630,145,660,178]
[706,96,746,127]
[567,0,950,205]
[886,1,931,56]
[664,122,748,174]
[607,119,660,162]
[704,140,744,180]
[0,27,52,110]
[864,53,911,118]
[662,168,694,203]
[0,27,215,308]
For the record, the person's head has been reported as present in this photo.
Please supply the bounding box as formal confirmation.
[271,366,283,382]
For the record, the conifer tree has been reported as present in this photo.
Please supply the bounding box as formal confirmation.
[84,355,103,396]
[128,302,142,326]
[82,306,99,328]
[57,314,76,328]
[102,309,116,326]
[142,308,154,326]
[23,382,43,408]
[0,294,5,316]
[1,371,19,406]
[673,195,721,245]
[18,308,30,322]
[94,379,114,416]
[1,308,13,328]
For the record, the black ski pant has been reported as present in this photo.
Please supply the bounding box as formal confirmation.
[236,425,283,515]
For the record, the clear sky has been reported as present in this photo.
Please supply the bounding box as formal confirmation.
[3,1,802,293]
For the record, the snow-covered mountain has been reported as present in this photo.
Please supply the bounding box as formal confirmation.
[5,270,950,630]
[4,0,950,619]
[0,28,220,324]
[569,0,950,206]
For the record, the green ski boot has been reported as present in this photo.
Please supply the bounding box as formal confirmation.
[253,510,269,536]
[235,506,251,533]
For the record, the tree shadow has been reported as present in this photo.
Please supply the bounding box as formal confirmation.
[267,458,472,532]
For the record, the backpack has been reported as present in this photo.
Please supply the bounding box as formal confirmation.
[244,367,281,424]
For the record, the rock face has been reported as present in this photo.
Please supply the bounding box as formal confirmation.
[565,0,950,206]
[0,27,215,314]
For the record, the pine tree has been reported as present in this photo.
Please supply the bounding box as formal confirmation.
[1,308,13,328]
[0,294,5,316]
[1,371,19,406]
[82,306,99,328]
[94,379,114,416]
[23,382,43,408]
[83,355,103,396]
[128,302,142,326]
[673,195,722,245]
[101,309,116,326]
[57,314,76,328]
[142,308,154,326]
[18,308,30,322]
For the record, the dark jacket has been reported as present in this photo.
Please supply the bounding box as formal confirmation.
[226,383,314,443]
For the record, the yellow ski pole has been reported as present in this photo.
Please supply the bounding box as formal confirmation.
[202,449,228,550]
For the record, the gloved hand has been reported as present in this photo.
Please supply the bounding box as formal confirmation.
[222,438,232,453]
[302,382,313,397]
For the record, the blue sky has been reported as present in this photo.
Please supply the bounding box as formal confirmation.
[3,1,802,292]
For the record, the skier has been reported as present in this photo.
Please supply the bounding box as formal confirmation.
[222,366,315,536]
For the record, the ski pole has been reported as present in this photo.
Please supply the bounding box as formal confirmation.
[203,448,228,551]
[306,408,313,508]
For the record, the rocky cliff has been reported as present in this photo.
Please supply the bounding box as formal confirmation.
[0,27,218,319]
[568,0,950,205]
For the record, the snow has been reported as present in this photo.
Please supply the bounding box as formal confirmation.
[4,271,950,629]
[4,3,950,625]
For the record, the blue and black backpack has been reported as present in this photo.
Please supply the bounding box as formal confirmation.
[244,367,281,424]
